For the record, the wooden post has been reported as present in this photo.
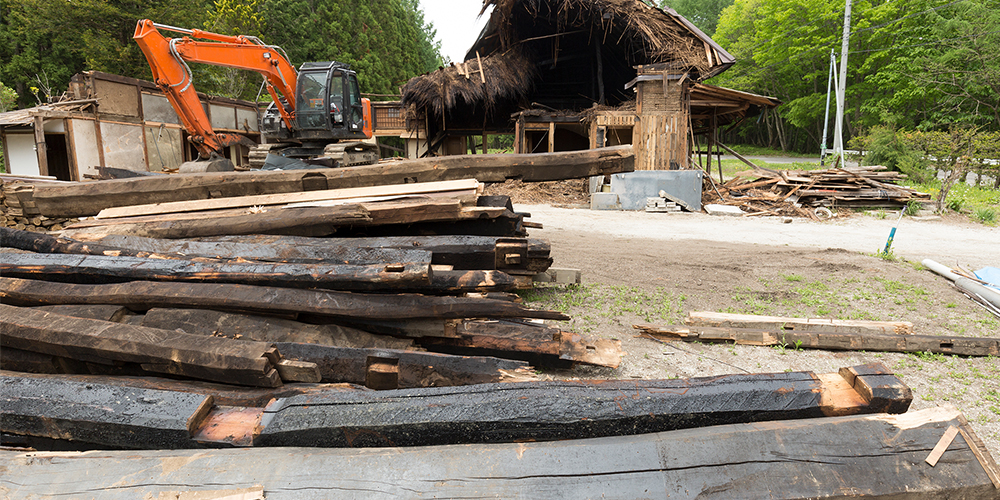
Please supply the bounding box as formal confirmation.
[548,122,555,153]
[33,115,49,177]
[595,42,605,105]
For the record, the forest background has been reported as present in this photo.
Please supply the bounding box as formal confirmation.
[1,0,999,171]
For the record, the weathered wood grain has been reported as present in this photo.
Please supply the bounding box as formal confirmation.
[33,145,634,217]
[3,406,994,499]
[635,323,1000,357]
[139,308,413,350]
[0,277,569,321]
[1,252,431,292]
[1,372,213,449]
[0,304,281,387]
[254,366,906,448]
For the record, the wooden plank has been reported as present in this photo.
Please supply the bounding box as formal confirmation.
[139,308,414,350]
[254,366,908,448]
[0,277,569,321]
[1,371,214,449]
[1,252,431,292]
[926,425,960,466]
[63,204,372,238]
[634,323,1000,357]
[0,304,282,387]
[273,342,533,389]
[686,310,914,335]
[95,179,481,219]
[3,406,996,499]
[33,145,635,217]
[34,304,132,322]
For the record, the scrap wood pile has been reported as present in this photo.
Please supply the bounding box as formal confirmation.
[704,165,931,218]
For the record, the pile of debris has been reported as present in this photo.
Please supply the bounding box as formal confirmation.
[704,165,931,218]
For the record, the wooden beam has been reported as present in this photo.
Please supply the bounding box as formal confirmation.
[31,145,636,217]
[273,342,534,389]
[62,204,372,239]
[94,179,481,220]
[2,372,214,449]
[0,304,283,387]
[139,308,414,350]
[3,407,996,498]
[0,277,569,321]
[254,365,908,448]
[635,323,999,357]
[33,115,49,177]
[0,252,431,292]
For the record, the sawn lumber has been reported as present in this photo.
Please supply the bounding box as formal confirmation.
[32,145,635,217]
[0,277,569,321]
[635,323,1000,357]
[2,406,995,499]
[686,310,914,334]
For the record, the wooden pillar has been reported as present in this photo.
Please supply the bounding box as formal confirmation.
[548,122,555,153]
[33,115,49,177]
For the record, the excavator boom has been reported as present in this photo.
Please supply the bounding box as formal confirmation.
[133,19,299,158]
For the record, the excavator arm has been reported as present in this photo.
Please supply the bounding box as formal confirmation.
[133,19,299,158]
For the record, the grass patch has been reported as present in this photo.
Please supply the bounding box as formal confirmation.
[907,179,1000,225]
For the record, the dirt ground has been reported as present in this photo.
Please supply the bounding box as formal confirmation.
[504,188,1000,459]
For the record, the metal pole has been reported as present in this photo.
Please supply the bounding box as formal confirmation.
[821,49,835,165]
[832,0,852,162]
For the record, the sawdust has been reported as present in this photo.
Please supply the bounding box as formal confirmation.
[483,179,590,206]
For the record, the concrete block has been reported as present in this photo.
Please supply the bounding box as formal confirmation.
[590,192,621,211]
[533,268,582,284]
[610,170,703,211]
[704,204,745,216]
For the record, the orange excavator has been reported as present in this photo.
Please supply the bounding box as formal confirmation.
[133,19,377,171]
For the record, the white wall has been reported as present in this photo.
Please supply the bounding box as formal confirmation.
[5,133,40,176]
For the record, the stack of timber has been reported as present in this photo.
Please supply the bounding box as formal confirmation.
[634,311,1000,357]
[1,179,78,231]
[18,145,634,218]
[703,165,931,217]
[1,177,622,398]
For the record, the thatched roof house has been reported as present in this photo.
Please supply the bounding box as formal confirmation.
[401,0,744,148]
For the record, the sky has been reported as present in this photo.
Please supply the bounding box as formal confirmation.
[419,0,492,63]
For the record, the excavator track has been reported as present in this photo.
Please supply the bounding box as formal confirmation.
[249,142,379,169]
[322,141,380,167]
[248,143,292,170]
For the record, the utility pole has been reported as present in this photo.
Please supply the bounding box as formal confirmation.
[821,49,835,165]
[832,0,852,163]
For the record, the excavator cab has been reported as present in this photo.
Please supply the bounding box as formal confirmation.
[294,62,368,140]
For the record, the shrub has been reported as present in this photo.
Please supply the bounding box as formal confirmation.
[862,127,931,182]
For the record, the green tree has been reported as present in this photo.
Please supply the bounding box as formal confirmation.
[0,0,207,108]
[662,0,735,36]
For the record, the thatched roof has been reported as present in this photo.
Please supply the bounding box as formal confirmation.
[402,49,536,126]
[401,0,734,136]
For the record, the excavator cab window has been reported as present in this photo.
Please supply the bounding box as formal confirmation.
[348,75,363,131]
[296,71,329,130]
[329,71,345,126]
